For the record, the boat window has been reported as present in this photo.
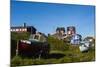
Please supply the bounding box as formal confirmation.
[34,35,39,40]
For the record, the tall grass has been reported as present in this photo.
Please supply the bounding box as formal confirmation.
[11,46,95,66]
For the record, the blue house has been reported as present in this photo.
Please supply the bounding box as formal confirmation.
[70,34,82,45]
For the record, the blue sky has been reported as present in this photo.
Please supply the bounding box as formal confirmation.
[11,1,95,37]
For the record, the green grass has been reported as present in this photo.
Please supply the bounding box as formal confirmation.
[11,30,95,67]
[11,45,95,66]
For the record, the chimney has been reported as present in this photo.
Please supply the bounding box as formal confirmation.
[23,23,26,27]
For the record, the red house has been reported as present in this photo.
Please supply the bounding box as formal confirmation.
[11,23,36,34]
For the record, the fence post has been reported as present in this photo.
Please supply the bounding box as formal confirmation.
[38,50,43,60]
[16,40,19,56]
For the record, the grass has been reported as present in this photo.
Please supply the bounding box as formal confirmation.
[11,31,95,67]
[11,45,95,67]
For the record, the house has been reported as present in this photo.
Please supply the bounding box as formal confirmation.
[11,23,36,34]
[52,27,66,40]
[79,41,90,52]
[49,26,82,44]
[67,26,76,36]
[70,34,82,45]
[83,36,95,47]
[84,37,94,42]
[56,27,65,35]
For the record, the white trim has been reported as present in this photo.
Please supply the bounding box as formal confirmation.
[18,0,95,5]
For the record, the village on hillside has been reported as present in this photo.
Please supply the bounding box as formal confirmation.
[11,23,95,66]
[11,23,94,44]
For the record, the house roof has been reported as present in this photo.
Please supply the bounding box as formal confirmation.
[56,27,65,32]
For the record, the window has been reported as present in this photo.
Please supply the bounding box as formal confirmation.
[11,29,12,31]
[68,31,71,34]
[22,28,27,31]
[22,28,24,31]
[34,35,39,40]
[16,29,19,31]
[24,28,27,31]
[19,29,22,31]
[12,29,15,31]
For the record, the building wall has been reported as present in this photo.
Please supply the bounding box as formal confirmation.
[11,27,36,34]
[11,28,27,32]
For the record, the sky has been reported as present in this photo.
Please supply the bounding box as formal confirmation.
[10,1,95,38]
